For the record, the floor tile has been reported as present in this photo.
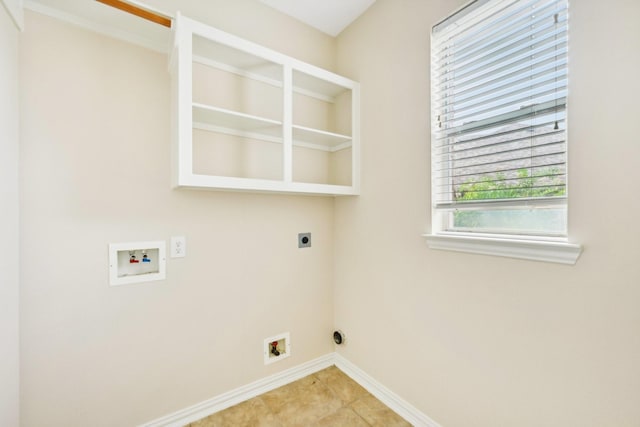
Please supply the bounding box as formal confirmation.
[312,407,370,427]
[271,381,343,427]
[350,394,412,427]
[315,366,369,404]
[190,397,281,427]
[188,365,413,427]
[260,375,318,410]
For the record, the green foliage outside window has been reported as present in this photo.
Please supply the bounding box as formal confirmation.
[453,168,566,230]
[456,168,565,201]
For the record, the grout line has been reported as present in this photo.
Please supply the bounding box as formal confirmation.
[141,353,437,427]
[140,354,334,426]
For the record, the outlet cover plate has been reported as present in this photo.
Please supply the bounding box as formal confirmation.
[171,236,186,258]
[298,232,311,248]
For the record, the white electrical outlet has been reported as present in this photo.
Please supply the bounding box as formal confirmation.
[171,236,186,258]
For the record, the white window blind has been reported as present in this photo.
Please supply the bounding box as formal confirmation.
[431,0,568,236]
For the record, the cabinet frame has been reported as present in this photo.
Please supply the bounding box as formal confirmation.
[170,13,360,196]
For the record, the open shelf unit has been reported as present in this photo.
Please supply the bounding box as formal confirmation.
[170,13,360,195]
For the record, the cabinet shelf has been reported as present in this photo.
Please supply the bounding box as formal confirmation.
[192,54,349,105]
[191,107,351,152]
[293,71,350,101]
[192,103,282,141]
[192,32,283,83]
[293,125,351,152]
[172,13,360,196]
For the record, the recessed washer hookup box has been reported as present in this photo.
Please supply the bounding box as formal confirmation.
[108,241,166,286]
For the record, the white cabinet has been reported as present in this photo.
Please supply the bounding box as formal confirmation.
[170,13,360,195]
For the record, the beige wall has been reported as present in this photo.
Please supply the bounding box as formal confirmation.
[0,3,20,426]
[334,1,640,426]
[146,0,336,71]
[19,1,640,426]
[19,6,336,426]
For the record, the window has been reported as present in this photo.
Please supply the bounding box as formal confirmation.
[426,0,581,263]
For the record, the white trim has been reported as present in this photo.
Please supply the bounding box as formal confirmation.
[2,0,23,30]
[139,353,335,427]
[424,233,582,264]
[139,353,440,427]
[23,0,168,53]
[334,354,442,427]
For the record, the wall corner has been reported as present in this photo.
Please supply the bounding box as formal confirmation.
[2,0,24,30]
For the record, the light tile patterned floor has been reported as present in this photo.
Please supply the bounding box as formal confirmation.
[187,366,412,427]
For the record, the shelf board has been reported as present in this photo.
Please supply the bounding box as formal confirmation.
[293,70,350,99]
[293,125,352,151]
[192,103,282,136]
[193,55,350,104]
[192,55,284,86]
[176,174,359,196]
[193,35,283,82]
[191,104,350,151]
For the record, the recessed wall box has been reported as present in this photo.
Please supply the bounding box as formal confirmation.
[109,241,166,286]
[333,330,345,345]
[264,332,291,365]
[298,232,311,248]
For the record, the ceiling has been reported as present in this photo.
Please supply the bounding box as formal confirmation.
[25,0,376,44]
[259,0,376,37]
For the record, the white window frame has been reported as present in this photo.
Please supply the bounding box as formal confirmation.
[424,0,581,264]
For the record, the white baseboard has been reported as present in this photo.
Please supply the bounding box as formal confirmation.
[140,352,440,427]
[334,353,442,427]
[139,353,335,427]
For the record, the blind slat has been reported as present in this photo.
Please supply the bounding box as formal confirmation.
[434,161,566,182]
[433,117,565,149]
[447,83,566,124]
[436,184,566,199]
[432,50,567,101]
[435,196,566,210]
[438,64,566,107]
[436,9,567,76]
[438,132,565,156]
[435,140,566,165]
[434,149,566,175]
[436,99,565,138]
[434,172,566,190]
[433,5,567,63]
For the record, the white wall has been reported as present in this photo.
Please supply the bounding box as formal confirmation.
[0,2,21,426]
[19,3,337,425]
[334,1,640,426]
[2,0,22,29]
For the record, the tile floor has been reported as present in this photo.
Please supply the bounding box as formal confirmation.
[187,366,412,427]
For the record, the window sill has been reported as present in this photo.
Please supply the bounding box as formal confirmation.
[423,233,582,265]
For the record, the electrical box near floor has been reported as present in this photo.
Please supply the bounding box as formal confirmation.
[264,332,291,365]
[109,241,166,286]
